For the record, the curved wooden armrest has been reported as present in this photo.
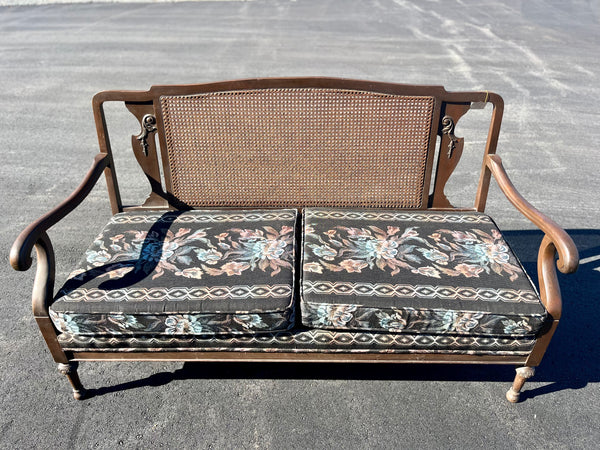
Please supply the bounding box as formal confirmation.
[10,153,109,271]
[486,154,579,274]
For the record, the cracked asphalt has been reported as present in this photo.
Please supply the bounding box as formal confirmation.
[1,1,599,448]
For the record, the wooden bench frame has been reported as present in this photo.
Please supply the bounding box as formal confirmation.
[10,78,578,402]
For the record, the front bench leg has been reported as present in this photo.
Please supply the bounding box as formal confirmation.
[57,362,87,400]
[506,366,535,403]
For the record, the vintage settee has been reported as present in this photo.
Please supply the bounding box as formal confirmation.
[10,78,578,402]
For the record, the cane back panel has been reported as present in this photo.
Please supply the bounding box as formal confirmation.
[159,88,436,209]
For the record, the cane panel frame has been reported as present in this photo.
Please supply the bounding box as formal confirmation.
[91,78,504,213]
[159,88,435,209]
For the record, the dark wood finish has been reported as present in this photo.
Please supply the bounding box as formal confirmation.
[486,155,579,370]
[506,366,535,403]
[10,153,108,271]
[92,95,123,214]
[474,94,504,211]
[10,154,109,365]
[487,155,578,275]
[124,102,169,209]
[71,351,527,365]
[31,232,69,364]
[11,78,577,402]
[526,320,559,367]
[92,78,501,212]
[430,102,471,208]
[153,79,444,210]
[57,362,87,400]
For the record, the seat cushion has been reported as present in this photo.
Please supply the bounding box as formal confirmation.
[50,209,297,336]
[301,208,548,337]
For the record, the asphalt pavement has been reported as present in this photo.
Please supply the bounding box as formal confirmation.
[1,1,599,448]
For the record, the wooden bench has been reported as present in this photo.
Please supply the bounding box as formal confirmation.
[10,78,578,402]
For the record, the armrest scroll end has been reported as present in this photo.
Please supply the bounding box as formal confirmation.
[557,250,579,274]
[10,237,33,271]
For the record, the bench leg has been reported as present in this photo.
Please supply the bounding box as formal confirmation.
[506,366,535,403]
[57,362,87,400]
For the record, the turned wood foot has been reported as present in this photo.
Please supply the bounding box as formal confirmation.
[506,366,535,403]
[57,362,87,400]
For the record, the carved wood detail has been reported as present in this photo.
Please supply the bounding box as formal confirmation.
[125,102,168,208]
[430,103,471,208]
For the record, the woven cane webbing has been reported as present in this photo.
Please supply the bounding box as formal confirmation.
[160,88,435,208]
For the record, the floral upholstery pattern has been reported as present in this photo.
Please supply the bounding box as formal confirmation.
[49,309,293,336]
[57,328,536,356]
[301,209,547,336]
[50,210,297,336]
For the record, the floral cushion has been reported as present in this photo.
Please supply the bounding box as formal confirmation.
[301,208,548,337]
[50,209,297,336]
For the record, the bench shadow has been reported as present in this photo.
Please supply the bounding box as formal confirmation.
[80,228,599,400]
[58,211,186,295]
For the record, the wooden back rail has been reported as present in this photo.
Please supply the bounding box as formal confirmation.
[92,78,503,213]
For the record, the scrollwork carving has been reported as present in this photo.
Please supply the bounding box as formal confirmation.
[442,115,458,158]
[515,366,536,379]
[136,114,157,156]
[57,362,78,376]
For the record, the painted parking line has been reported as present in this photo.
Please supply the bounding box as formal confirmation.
[579,255,600,272]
